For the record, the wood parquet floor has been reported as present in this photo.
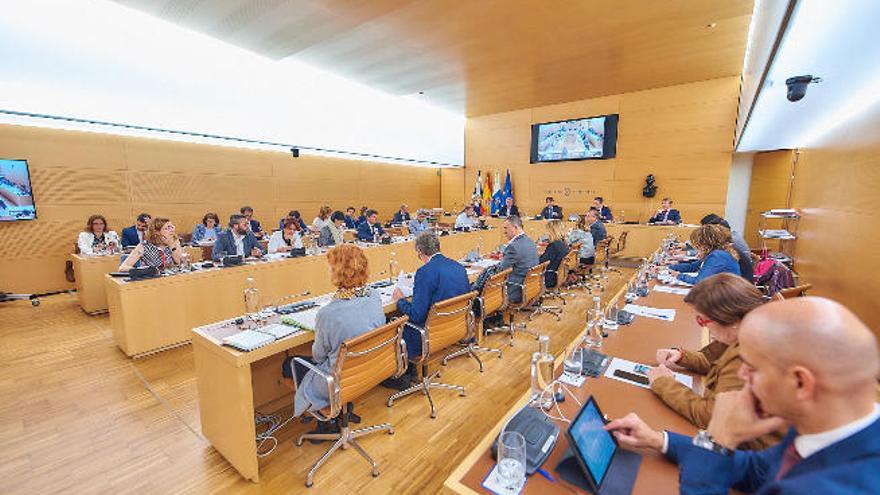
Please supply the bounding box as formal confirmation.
[0,270,632,495]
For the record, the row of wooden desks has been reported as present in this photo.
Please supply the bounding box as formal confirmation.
[446,276,705,495]
[69,246,203,314]
[106,230,503,357]
[190,243,497,482]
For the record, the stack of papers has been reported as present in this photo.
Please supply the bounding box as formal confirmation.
[395,272,414,298]
[621,304,676,321]
[604,357,694,389]
[653,285,691,296]
[223,330,275,352]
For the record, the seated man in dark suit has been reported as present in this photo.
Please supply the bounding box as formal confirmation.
[392,204,411,224]
[356,209,386,242]
[649,197,682,224]
[121,212,151,248]
[498,215,539,303]
[605,297,880,495]
[344,206,357,229]
[593,196,614,222]
[387,232,470,388]
[212,214,265,261]
[587,208,607,247]
[240,206,264,239]
[540,196,563,219]
[498,196,519,217]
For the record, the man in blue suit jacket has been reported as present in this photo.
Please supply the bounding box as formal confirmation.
[593,196,614,222]
[212,214,265,261]
[121,213,151,247]
[393,231,470,359]
[605,297,880,495]
[357,209,386,242]
[649,197,682,224]
[240,206,264,239]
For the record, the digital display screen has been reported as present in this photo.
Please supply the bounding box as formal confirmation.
[569,398,617,485]
[530,114,618,163]
[0,159,37,221]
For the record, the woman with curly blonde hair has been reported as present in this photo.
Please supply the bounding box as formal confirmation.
[669,224,741,285]
[286,244,386,425]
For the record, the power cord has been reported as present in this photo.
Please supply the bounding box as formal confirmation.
[255,412,297,457]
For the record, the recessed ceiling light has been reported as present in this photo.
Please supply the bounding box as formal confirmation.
[417,91,425,95]
[706,22,718,29]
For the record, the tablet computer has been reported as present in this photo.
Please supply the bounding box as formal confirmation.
[565,396,618,493]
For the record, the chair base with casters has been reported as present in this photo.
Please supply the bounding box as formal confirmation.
[441,339,502,372]
[484,307,540,346]
[526,298,563,321]
[387,362,465,418]
[442,291,506,370]
[296,403,393,487]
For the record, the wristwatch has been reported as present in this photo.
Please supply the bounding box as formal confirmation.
[692,430,734,456]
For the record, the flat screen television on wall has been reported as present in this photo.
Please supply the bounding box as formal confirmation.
[0,159,37,221]
[530,114,619,163]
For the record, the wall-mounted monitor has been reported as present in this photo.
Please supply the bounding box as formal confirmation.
[0,159,37,221]
[530,114,618,163]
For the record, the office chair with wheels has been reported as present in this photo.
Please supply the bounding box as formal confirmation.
[543,248,577,306]
[387,291,477,418]
[445,268,512,369]
[294,316,409,487]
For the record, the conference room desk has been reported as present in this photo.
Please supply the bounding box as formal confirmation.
[195,239,269,261]
[485,217,697,259]
[191,251,496,482]
[445,278,706,495]
[70,246,203,315]
[107,230,496,358]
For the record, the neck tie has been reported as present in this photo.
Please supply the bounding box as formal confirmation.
[775,441,802,480]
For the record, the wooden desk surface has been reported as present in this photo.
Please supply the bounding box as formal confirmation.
[446,279,704,495]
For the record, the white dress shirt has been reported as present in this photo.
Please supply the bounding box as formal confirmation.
[455,212,477,228]
[268,230,303,254]
[233,232,245,256]
[77,231,120,255]
[794,404,880,458]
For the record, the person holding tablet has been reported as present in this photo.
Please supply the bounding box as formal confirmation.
[604,297,880,495]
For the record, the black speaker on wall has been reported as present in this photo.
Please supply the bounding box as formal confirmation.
[291,147,300,158]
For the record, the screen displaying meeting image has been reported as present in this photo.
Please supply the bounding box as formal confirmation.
[530,114,618,163]
[568,397,617,486]
[0,159,37,221]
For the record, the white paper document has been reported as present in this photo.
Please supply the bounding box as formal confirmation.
[653,285,691,296]
[604,357,694,389]
[395,272,414,298]
[481,463,526,495]
[622,304,677,322]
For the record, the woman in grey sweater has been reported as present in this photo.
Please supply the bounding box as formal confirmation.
[289,244,386,418]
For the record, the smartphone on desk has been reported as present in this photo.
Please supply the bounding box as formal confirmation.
[613,369,650,386]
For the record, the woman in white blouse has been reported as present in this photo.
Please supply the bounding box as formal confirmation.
[269,218,304,254]
[311,205,332,233]
[77,214,120,255]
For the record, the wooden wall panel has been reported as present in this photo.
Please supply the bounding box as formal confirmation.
[440,167,465,211]
[743,150,795,247]
[0,124,441,294]
[791,109,880,336]
[464,77,741,222]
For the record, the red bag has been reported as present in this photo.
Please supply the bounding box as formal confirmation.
[753,245,775,279]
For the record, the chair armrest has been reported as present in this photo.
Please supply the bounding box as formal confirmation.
[292,357,339,420]
[404,321,428,363]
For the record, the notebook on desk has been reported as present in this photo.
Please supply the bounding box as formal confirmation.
[223,330,275,352]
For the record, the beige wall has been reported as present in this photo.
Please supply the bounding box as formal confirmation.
[459,76,742,222]
[0,124,441,294]
[744,149,796,247]
[790,111,880,337]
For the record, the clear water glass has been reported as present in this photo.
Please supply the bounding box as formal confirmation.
[564,347,584,376]
[584,310,597,348]
[605,305,620,331]
[497,431,526,490]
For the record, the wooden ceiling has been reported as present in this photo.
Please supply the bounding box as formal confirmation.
[112,0,755,116]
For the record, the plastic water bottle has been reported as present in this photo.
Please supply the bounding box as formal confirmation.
[530,335,555,409]
[244,277,260,314]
